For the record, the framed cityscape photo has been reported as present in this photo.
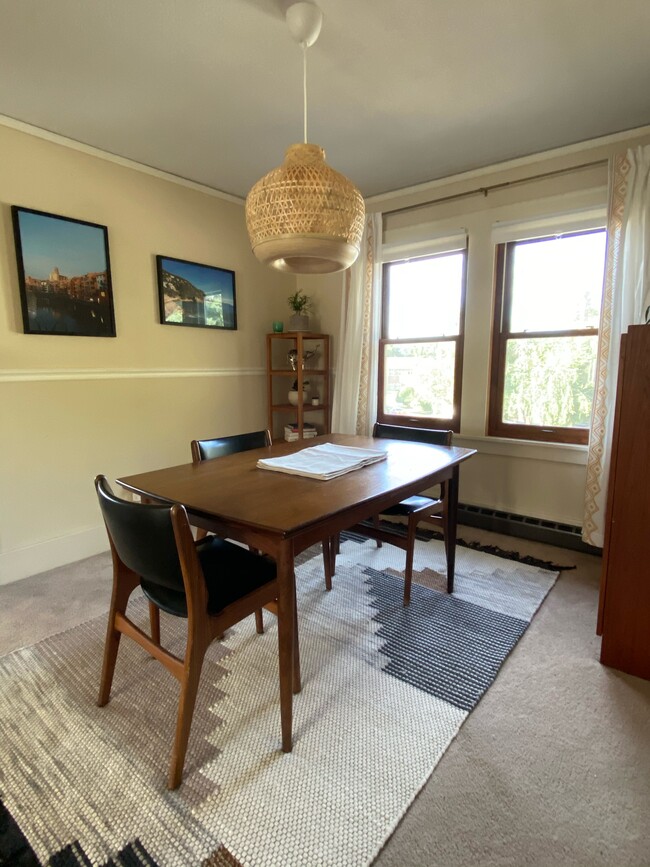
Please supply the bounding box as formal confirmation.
[156,255,237,330]
[11,206,116,337]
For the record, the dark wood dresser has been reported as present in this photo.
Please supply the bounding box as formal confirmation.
[597,324,650,680]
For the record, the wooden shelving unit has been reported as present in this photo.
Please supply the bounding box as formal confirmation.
[266,331,330,442]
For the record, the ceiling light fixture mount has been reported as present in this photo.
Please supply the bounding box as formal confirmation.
[245,1,365,275]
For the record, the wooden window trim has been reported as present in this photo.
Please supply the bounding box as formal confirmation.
[488,235,601,446]
[377,251,467,433]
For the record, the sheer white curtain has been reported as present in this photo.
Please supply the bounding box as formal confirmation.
[583,145,650,546]
[331,212,382,435]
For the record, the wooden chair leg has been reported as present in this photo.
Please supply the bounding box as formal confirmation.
[98,618,122,707]
[149,601,161,644]
[169,636,208,790]
[98,569,138,707]
[323,534,339,589]
[438,495,451,593]
[195,527,208,540]
[373,515,383,548]
[255,609,264,633]
[403,517,418,606]
[442,505,450,560]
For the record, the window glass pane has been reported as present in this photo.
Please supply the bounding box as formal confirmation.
[509,231,606,332]
[502,335,598,427]
[386,253,463,339]
[383,342,455,419]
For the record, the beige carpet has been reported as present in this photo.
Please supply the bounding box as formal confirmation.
[1,527,648,866]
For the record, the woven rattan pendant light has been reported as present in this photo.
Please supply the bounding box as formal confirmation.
[245,1,365,274]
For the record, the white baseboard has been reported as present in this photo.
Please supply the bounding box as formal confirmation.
[0,526,109,586]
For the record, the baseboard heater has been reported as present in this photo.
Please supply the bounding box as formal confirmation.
[458,503,602,555]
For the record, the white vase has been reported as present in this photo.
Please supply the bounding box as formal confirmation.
[288,387,309,406]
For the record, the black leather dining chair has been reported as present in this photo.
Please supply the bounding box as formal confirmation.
[190,430,334,637]
[94,474,291,790]
[190,430,272,634]
[347,423,453,604]
[190,429,272,463]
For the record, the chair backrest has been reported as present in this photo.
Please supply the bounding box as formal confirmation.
[191,429,272,463]
[373,423,453,447]
[95,475,187,594]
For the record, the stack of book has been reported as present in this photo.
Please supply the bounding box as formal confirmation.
[257,443,387,480]
[284,422,318,442]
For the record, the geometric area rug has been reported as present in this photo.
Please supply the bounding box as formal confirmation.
[0,537,558,867]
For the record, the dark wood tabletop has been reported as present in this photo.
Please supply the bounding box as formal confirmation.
[117,433,475,544]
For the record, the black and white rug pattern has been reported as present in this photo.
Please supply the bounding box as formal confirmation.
[0,538,558,867]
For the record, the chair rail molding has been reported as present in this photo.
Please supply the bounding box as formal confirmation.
[0,367,265,383]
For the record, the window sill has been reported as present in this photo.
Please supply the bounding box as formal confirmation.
[454,433,588,465]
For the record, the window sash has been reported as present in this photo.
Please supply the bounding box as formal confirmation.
[378,251,467,431]
[501,231,604,335]
[489,237,602,445]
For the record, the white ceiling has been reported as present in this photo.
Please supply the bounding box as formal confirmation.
[1,0,649,200]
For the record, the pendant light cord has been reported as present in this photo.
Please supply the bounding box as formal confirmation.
[303,43,308,143]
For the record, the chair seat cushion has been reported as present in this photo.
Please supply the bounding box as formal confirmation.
[141,537,276,617]
[382,495,440,515]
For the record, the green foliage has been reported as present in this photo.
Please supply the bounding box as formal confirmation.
[383,343,456,419]
[502,336,596,428]
[287,291,311,314]
[396,386,416,406]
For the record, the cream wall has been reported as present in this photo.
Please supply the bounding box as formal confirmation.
[312,127,650,529]
[0,122,296,584]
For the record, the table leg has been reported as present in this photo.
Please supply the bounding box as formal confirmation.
[323,535,338,590]
[446,467,459,594]
[323,537,333,591]
[277,542,296,752]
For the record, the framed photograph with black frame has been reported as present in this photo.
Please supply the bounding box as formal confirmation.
[156,255,237,330]
[11,206,116,337]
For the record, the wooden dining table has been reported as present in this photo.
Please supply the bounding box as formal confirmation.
[117,432,476,754]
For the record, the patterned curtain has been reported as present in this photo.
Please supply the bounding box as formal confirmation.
[583,145,650,546]
[331,212,382,435]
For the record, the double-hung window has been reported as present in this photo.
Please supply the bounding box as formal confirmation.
[488,225,607,444]
[378,238,467,431]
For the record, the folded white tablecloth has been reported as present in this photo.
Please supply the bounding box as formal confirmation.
[256,442,387,480]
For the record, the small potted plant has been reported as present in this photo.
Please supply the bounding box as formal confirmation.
[287,290,312,331]
[288,378,310,406]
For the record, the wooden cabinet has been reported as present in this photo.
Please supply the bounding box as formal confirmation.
[597,325,650,680]
[266,332,330,442]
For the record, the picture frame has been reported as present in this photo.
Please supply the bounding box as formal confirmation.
[11,206,116,337]
[156,255,237,330]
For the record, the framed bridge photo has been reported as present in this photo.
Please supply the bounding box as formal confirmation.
[11,206,116,337]
[156,255,237,330]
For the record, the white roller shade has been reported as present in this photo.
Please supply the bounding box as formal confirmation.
[381,227,467,263]
[491,206,606,245]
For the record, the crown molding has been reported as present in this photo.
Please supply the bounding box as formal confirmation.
[366,125,650,210]
[0,114,245,205]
